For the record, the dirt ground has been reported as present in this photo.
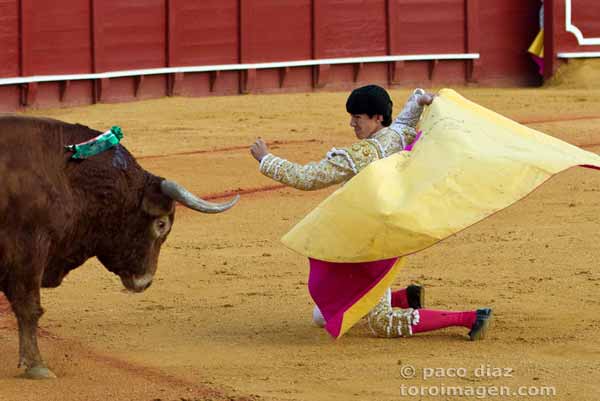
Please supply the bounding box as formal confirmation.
[1,83,600,401]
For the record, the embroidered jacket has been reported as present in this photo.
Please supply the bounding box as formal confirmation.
[259,89,425,191]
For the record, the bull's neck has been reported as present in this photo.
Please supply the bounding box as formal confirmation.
[63,157,148,256]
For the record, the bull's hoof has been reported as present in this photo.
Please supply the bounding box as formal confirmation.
[23,366,57,379]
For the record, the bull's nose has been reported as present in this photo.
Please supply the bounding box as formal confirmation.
[138,280,152,291]
[120,273,154,293]
[131,273,154,292]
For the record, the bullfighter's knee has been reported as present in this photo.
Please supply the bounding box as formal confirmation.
[367,307,418,338]
[367,291,419,338]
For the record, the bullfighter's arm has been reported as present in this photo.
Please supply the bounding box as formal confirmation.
[390,88,427,134]
[259,140,381,191]
[259,154,353,191]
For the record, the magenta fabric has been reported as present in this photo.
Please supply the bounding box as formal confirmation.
[531,55,544,75]
[404,130,422,151]
[308,257,398,338]
[391,288,409,308]
[411,310,476,333]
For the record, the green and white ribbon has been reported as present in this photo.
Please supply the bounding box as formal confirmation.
[67,126,123,159]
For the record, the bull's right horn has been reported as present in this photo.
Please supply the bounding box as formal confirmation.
[160,180,239,214]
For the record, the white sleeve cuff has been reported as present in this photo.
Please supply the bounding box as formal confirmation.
[259,153,273,171]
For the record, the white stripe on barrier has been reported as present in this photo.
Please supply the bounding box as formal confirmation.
[558,52,600,58]
[0,53,480,86]
[565,0,600,46]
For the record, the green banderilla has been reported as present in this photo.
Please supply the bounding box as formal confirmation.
[67,126,123,159]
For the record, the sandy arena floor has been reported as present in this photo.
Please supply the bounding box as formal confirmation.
[0,84,599,401]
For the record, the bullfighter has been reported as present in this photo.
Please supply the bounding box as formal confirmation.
[250,85,492,340]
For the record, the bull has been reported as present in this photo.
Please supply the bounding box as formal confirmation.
[0,115,238,379]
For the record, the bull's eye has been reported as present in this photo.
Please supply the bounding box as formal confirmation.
[152,217,171,238]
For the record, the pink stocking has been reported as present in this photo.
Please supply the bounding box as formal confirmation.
[391,288,409,308]
[411,309,476,333]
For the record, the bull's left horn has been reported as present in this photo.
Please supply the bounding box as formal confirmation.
[161,180,239,213]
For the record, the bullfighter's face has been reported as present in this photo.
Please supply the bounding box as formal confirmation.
[349,113,384,139]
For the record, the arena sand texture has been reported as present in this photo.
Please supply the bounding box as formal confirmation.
[1,76,600,401]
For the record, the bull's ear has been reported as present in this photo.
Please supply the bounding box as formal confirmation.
[142,182,175,216]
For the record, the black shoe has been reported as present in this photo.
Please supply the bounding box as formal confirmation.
[468,308,493,341]
[406,284,424,309]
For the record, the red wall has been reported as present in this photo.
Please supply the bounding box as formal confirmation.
[0,0,19,77]
[0,0,547,111]
[170,0,240,66]
[553,0,600,53]
[0,0,20,110]
[543,0,600,78]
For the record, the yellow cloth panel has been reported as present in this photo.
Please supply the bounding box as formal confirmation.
[282,89,600,262]
[336,258,405,338]
[528,30,544,58]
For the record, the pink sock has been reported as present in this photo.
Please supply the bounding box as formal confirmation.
[411,309,477,334]
[391,288,409,308]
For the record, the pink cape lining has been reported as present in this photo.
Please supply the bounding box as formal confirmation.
[308,258,398,338]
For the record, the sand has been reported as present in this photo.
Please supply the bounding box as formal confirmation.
[546,58,600,90]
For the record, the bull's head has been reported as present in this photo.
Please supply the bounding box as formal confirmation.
[97,178,238,293]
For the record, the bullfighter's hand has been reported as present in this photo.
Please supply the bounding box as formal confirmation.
[417,92,436,106]
[250,138,269,162]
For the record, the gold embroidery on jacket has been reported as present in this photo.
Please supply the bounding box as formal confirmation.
[367,292,420,338]
[259,126,417,191]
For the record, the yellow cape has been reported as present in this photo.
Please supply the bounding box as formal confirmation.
[528,29,544,58]
[282,88,600,262]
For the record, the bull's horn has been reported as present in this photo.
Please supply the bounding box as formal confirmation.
[160,180,239,213]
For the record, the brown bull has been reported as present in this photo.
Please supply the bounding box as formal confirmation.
[0,115,238,379]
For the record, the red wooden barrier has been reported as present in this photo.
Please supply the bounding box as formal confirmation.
[240,0,313,92]
[0,0,20,109]
[0,0,562,111]
[167,0,240,96]
[545,0,600,79]
[0,0,19,78]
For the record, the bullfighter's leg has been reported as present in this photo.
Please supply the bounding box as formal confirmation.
[390,284,425,309]
[367,289,493,340]
[5,258,56,379]
[311,285,424,328]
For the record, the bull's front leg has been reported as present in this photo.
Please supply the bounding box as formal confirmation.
[6,278,56,379]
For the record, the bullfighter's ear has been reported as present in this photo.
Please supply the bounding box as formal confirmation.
[142,182,175,216]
